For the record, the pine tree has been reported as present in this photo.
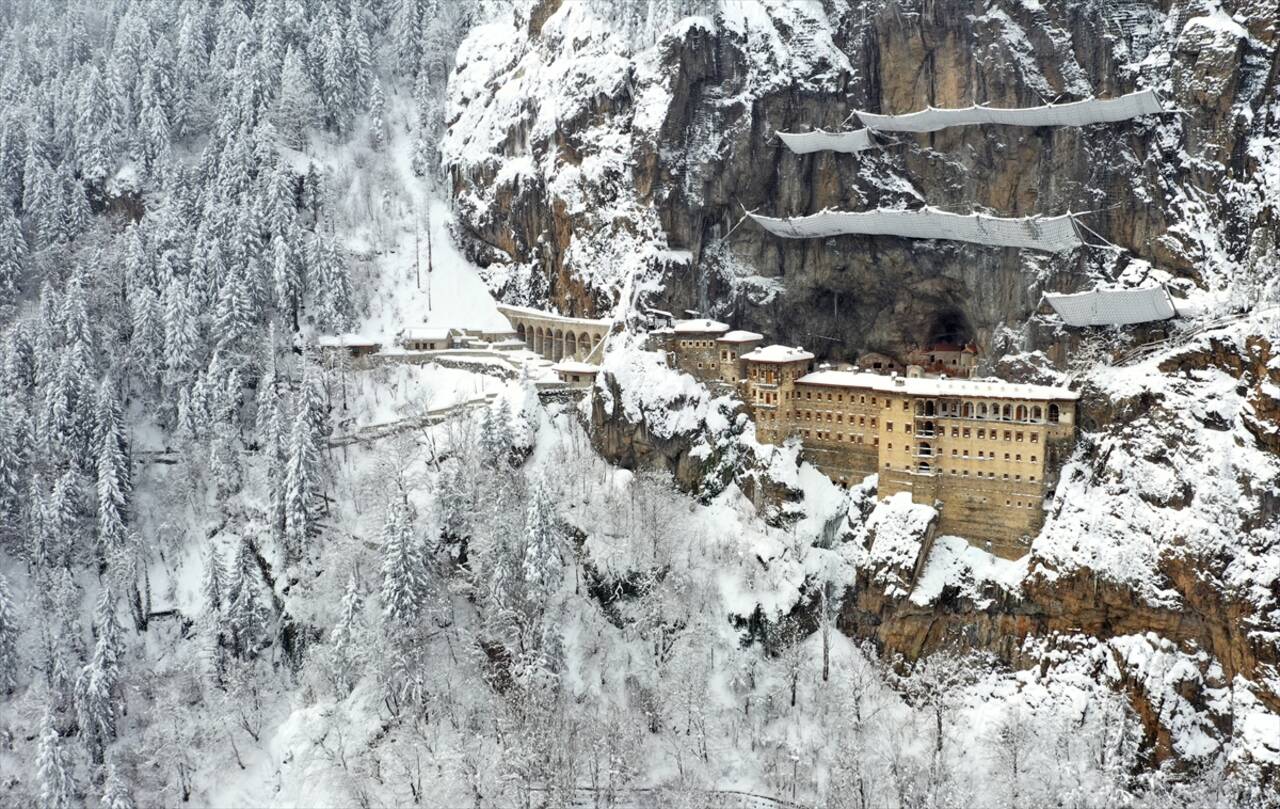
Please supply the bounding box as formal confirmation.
[163,275,199,392]
[0,397,29,535]
[522,479,563,607]
[75,588,122,763]
[0,202,25,305]
[99,760,136,809]
[480,398,514,468]
[368,78,386,152]
[95,379,131,558]
[328,572,364,694]
[225,538,267,659]
[200,542,228,680]
[379,494,427,629]
[282,405,319,564]
[273,47,318,148]
[35,703,75,809]
[0,571,18,694]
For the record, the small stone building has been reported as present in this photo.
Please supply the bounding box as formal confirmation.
[400,328,453,351]
[904,342,980,377]
[667,319,730,379]
[716,330,764,382]
[317,334,381,359]
[552,361,600,388]
[856,351,902,375]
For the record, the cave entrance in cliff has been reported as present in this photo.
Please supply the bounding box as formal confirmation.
[925,307,975,348]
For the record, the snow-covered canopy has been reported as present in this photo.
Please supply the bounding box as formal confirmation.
[1043,286,1177,327]
[854,89,1163,133]
[749,208,1083,252]
[777,128,877,154]
[552,360,600,374]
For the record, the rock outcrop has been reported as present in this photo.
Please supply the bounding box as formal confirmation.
[445,0,1278,362]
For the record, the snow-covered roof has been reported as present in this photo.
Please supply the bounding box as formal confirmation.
[749,208,1083,252]
[401,328,452,341]
[552,361,600,374]
[1043,286,1177,327]
[777,128,878,154]
[854,89,1164,133]
[797,370,1079,401]
[718,330,765,343]
[672,318,731,334]
[496,303,611,327]
[741,345,816,364]
[317,334,380,347]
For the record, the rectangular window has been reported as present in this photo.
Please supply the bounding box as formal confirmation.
[951,427,959,437]
[1004,431,1012,441]
[905,424,913,434]
[1031,433,1039,443]
[1017,432,1024,442]
[978,429,985,439]
[887,422,894,432]
[1016,454,1022,462]
[1030,475,1037,482]
[1004,453,1010,461]
[902,401,909,411]
[1031,455,1037,463]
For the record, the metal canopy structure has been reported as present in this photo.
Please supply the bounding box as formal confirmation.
[777,128,877,154]
[853,89,1163,133]
[748,208,1084,252]
[1042,286,1177,326]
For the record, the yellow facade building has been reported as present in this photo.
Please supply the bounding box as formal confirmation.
[664,335,1079,558]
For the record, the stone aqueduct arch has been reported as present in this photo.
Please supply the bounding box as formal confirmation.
[496,304,610,363]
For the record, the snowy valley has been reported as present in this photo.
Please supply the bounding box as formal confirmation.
[0,1,1277,809]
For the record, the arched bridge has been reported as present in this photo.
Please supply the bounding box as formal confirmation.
[497,304,612,362]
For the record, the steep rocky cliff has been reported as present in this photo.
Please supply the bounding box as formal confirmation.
[443,0,1278,360]
[443,0,1280,778]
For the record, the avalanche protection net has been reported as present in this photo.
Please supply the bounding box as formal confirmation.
[853,89,1163,133]
[748,208,1084,252]
[776,128,878,154]
[1042,286,1177,326]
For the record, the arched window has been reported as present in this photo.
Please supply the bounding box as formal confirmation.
[977,403,987,418]
[1032,405,1042,421]
[516,323,526,344]
[534,327,544,355]
[1049,404,1060,424]
[1016,405,1027,421]
[580,332,591,358]
[565,332,577,358]
[915,401,925,416]
[963,402,974,418]
[917,461,932,473]
[918,442,932,457]
[925,400,936,416]
[1002,404,1012,421]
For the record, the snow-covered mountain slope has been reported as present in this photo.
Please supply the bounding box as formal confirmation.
[0,0,1276,807]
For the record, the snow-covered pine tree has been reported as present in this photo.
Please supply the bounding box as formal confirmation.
[282,404,319,564]
[0,202,25,306]
[35,703,75,809]
[75,588,123,763]
[368,78,386,152]
[379,494,427,629]
[479,398,514,468]
[274,47,319,150]
[200,541,228,681]
[225,538,268,660]
[0,396,28,538]
[95,378,131,559]
[0,570,18,693]
[522,478,563,608]
[99,759,137,809]
[327,571,364,694]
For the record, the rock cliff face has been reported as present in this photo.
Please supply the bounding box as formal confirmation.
[444,0,1278,361]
